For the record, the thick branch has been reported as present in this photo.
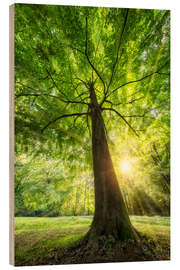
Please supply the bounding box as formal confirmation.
[42,112,89,133]
[102,107,139,137]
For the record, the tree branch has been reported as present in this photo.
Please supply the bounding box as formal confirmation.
[15,92,89,106]
[104,96,144,107]
[107,64,170,98]
[85,16,106,95]
[16,93,58,99]
[123,114,153,119]
[156,71,170,76]
[16,82,89,106]
[86,108,91,137]
[106,9,129,94]
[122,115,145,118]
[74,77,88,89]
[42,112,89,133]
[102,107,139,137]
[60,43,84,55]
[45,68,69,100]
[125,96,144,104]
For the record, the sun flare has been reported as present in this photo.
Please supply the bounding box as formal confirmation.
[120,160,132,174]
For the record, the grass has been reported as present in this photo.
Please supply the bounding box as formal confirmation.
[15,216,92,234]
[130,216,170,238]
[14,215,170,266]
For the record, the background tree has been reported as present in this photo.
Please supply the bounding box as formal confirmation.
[15,4,170,243]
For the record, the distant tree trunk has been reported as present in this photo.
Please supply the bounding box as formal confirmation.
[83,180,87,214]
[85,84,138,243]
[72,187,78,216]
[87,184,90,216]
[151,144,170,194]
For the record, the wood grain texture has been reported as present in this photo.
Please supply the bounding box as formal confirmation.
[9,4,14,266]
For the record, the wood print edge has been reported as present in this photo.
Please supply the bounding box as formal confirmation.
[9,3,14,266]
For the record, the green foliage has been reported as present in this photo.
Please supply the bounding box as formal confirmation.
[14,4,170,217]
[15,155,94,217]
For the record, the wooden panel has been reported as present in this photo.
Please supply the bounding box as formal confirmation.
[9,4,14,266]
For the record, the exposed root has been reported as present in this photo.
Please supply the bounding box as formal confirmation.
[57,234,167,265]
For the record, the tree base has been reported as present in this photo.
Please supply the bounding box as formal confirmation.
[81,219,140,251]
[58,234,164,265]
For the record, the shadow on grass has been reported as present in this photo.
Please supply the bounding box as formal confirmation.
[15,216,170,266]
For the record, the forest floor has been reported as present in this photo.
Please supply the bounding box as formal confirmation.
[15,215,170,266]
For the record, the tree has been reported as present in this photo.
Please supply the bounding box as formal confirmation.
[14,4,170,243]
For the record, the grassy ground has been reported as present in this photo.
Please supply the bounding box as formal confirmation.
[15,215,170,266]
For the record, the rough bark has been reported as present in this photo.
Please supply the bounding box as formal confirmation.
[84,84,138,244]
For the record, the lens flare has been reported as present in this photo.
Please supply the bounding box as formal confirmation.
[120,160,131,174]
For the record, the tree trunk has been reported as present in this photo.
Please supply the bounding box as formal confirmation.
[85,84,138,243]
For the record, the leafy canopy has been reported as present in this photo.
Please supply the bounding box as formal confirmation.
[14,4,170,216]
